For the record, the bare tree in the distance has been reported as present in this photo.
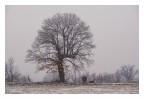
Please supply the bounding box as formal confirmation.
[26,13,95,82]
[120,65,138,83]
[5,57,21,82]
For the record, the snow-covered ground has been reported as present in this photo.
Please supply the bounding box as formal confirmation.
[5,83,138,94]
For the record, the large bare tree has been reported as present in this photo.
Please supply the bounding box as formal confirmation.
[26,13,95,82]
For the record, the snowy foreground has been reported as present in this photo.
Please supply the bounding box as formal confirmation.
[5,83,139,94]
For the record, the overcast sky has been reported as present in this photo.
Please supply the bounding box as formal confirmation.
[5,5,139,81]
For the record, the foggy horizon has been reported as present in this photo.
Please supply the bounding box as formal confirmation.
[5,5,139,82]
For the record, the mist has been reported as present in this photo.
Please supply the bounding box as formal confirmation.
[5,5,139,82]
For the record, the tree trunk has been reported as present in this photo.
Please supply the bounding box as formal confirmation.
[58,61,65,82]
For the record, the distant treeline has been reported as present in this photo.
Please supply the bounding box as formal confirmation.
[5,57,31,83]
[43,65,139,84]
[5,57,138,84]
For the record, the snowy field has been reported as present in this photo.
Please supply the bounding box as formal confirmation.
[5,83,139,94]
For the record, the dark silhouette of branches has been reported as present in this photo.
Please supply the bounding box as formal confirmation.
[120,65,138,83]
[26,13,95,82]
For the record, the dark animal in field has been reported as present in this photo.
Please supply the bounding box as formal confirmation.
[89,81,95,83]
[82,76,87,83]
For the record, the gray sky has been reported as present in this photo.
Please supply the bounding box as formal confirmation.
[5,5,139,81]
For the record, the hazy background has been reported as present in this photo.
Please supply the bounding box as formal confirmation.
[5,5,139,81]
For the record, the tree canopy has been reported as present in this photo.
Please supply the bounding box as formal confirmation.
[26,13,95,82]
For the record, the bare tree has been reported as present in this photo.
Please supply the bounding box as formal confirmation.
[120,65,138,83]
[19,75,32,83]
[94,73,115,83]
[89,73,96,83]
[114,69,122,83]
[102,73,114,83]
[95,74,103,83]
[5,57,21,82]
[134,69,139,83]
[28,75,32,82]
[26,13,95,82]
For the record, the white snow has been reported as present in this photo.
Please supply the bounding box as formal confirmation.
[5,83,138,94]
